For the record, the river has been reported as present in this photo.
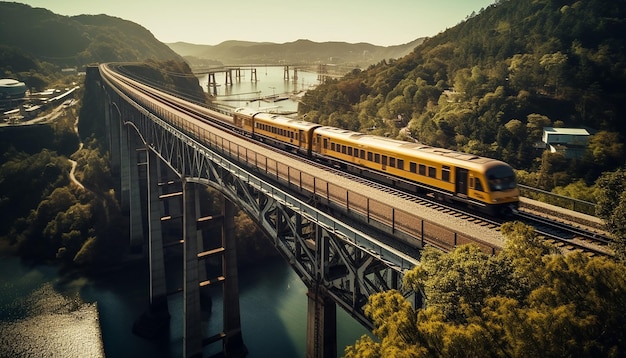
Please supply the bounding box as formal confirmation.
[197,65,321,113]
[0,67,371,357]
[0,247,370,357]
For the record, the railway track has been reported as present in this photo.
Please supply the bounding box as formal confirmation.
[513,209,613,256]
[103,64,614,258]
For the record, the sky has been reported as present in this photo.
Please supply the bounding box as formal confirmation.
[16,0,495,46]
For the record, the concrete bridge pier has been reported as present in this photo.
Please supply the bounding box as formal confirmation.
[183,180,203,357]
[208,73,218,96]
[226,69,233,85]
[220,198,246,357]
[131,149,171,339]
[128,134,145,249]
[183,182,247,357]
[147,150,169,315]
[284,65,290,81]
[306,226,337,358]
[306,285,337,358]
[106,101,121,178]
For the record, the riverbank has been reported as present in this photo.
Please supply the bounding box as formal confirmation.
[0,245,105,358]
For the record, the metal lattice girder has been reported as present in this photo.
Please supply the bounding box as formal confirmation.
[107,84,419,328]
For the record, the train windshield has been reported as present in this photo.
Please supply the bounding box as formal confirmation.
[485,165,517,191]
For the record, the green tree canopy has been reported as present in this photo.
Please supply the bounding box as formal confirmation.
[345,222,626,357]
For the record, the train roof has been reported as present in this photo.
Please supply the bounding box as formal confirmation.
[233,107,260,117]
[253,112,322,130]
[314,126,510,172]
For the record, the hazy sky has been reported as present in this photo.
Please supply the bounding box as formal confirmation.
[17,0,495,46]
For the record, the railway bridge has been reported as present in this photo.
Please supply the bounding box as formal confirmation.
[94,64,502,357]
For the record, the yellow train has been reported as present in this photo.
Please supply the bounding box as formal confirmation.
[232,108,519,215]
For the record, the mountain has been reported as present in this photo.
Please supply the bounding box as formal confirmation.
[167,38,425,68]
[0,2,184,71]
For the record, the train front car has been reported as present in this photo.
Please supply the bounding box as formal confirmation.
[473,160,519,216]
[311,126,519,216]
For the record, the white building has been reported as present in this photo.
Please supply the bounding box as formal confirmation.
[542,127,590,158]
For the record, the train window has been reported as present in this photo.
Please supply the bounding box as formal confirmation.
[374,153,380,163]
[389,157,396,167]
[341,145,347,154]
[323,138,328,149]
[354,148,359,158]
[486,166,517,191]
[419,164,426,175]
[360,150,365,159]
[410,162,417,173]
[442,166,450,182]
[382,155,388,166]
[348,147,353,156]
[475,178,484,192]
[428,167,436,178]
[331,142,336,151]
[367,152,373,161]
[397,159,404,170]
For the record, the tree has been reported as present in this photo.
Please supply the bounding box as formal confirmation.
[346,222,626,357]
[594,168,626,261]
[540,52,568,96]
[526,113,551,143]
[508,53,540,92]
[587,131,625,170]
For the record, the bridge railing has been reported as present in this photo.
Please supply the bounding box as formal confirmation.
[518,184,597,216]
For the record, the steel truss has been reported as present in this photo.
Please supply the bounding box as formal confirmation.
[106,85,417,330]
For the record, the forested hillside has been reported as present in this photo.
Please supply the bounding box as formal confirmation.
[0,2,185,90]
[300,0,625,187]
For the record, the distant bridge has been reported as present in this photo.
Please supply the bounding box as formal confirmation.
[192,64,352,95]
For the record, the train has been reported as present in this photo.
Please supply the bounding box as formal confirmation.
[232,107,519,216]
